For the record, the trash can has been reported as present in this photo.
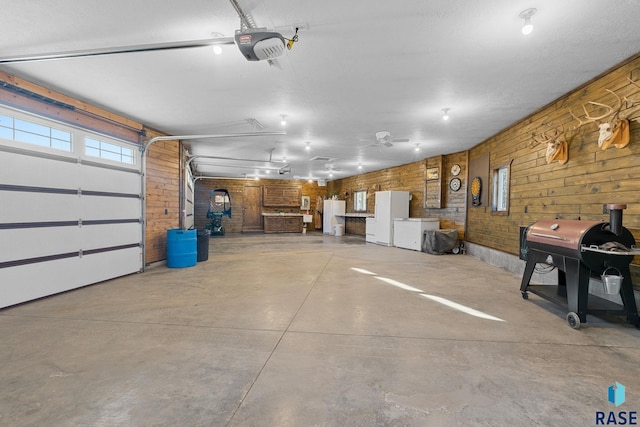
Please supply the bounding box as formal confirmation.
[334,224,344,236]
[197,229,210,262]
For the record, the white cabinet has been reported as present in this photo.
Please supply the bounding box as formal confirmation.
[365,218,376,243]
[374,191,410,246]
[323,200,345,235]
[393,218,440,251]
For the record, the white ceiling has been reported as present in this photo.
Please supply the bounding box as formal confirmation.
[1,1,640,181]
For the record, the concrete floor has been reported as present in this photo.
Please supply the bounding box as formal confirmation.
[1,232,640,426]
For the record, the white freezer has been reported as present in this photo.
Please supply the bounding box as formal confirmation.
[393,218,440,251]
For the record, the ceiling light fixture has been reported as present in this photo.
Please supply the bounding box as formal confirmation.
[442,108,450,121]
[211,32,225,55]
[280,114,287,126]
[358,163,363,170]
[305,141,311,151]
[414,144,421,152]
[519,8,537,35]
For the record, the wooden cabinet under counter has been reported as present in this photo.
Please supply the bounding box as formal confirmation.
[262,214,303,233]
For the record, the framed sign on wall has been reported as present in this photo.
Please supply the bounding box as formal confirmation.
[426,167,439,181]
[424,156,444,208]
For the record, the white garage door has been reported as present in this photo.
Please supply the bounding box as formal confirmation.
[0,106,142,308]
[184,165,195,230]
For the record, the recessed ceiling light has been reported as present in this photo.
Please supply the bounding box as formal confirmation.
[213,45,223,55]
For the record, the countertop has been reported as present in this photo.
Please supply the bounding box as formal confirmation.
[393,217,439,222]
[262,213,304,216]
[336,213,374,218]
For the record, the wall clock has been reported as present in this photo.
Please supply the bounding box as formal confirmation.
[451,164,461,176]
[449,177,462,192]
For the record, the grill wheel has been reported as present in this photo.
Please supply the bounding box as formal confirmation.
[566,312,581,329]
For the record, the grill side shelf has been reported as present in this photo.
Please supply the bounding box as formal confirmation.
[581,245,640,255]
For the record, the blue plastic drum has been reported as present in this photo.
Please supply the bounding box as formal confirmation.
[166,229,197,268]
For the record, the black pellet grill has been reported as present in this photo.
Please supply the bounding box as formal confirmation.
[520,204,640,329]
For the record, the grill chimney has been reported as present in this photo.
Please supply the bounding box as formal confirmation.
[607,204,627,236]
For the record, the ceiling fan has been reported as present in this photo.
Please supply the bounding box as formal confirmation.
[359,131,409,149]
[0,0,298,65]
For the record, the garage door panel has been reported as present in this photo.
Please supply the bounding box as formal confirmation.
[0,150,79,189]
[0,222,140,263]
[0,227,82,262]
[81,223,141,248]
[0,192,82,223]
[79,164,140,194]
[0,247,141,308]
[75,246,141,285]
[80,196,140,220]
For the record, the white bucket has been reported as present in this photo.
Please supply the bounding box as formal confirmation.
[334,224,344,236]
[601,267,623,295]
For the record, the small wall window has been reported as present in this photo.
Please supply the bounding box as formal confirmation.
[354,190,367,211]
[85,137,135,164]
[492,163,510,214]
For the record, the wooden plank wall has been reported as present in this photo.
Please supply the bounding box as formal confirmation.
[327,150,468,238]
[467,55,640,282]
[144,129,181,263]
[194,178,327,232]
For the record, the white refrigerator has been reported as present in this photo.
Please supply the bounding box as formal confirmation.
[374,191,410,246]
[323,199,346,235]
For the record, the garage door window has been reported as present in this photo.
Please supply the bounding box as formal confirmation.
[85,137,135,165]
[0,113,72,152]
